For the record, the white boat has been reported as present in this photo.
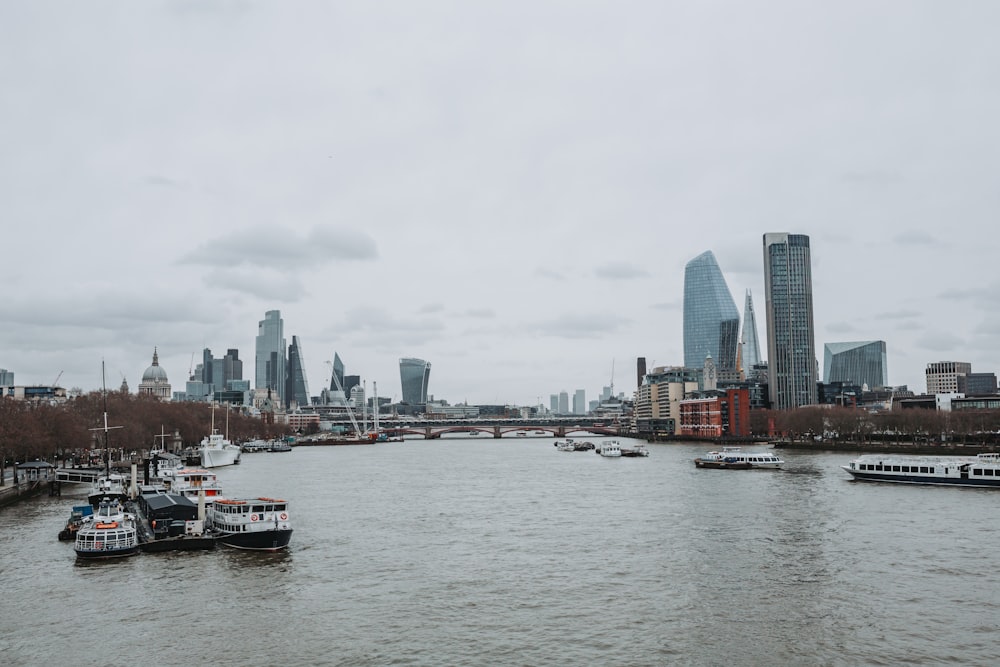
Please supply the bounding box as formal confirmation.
[841,452,1000,487]
[74,498,140,559]
[555,440,576,452]
[206,496,293,551]
[515,430,528,437]
[87,472,130,506]
[694,446,783,469]
[159,467,224,502]
[621,443,650,457]
[597,440,622,457]
[198,405,241,468]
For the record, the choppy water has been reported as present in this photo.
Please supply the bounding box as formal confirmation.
[2,438,998,666]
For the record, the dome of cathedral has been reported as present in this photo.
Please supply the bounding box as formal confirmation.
[142,348,168,382]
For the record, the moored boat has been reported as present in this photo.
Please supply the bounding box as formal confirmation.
[87,472,130,507]
[199,430,242,468]
[206,497,293,551]
[596,440,622,457]
[841,452,1000,487]
[159,467,224,503]
[74,498,140,559]
[58,505,94,541]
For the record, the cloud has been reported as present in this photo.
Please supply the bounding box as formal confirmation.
[892,231,937,246]
[531,313,631,339]
[534,267,566,281]
[593,261,648,280]
[179,226,378,269]
[873,309,922,320]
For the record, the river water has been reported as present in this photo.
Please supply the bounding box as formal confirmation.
[1,437,997,666]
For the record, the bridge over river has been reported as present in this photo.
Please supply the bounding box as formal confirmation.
[325,417,625,440]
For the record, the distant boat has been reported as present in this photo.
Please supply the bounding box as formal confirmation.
[596,440,622,457]
[198,406,241,468]
[515,430,527,437]
[694,447,783,470]
[74,498,140,560]
[842,452,1000,487]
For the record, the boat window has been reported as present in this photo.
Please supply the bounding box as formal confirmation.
[252,505,265,513]
[930,467,935,474]
[274,504,286,511]
[892,465,901,472]
[875,465,883,471]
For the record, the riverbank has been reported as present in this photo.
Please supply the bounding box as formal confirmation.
[772,440,997,455]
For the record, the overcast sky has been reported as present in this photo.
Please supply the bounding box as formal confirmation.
[3,1,999,406]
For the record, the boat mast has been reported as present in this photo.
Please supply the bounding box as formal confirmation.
[90,361,123,476]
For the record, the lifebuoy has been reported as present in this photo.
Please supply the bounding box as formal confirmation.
[279,513,287,521]
[250,514,258,521]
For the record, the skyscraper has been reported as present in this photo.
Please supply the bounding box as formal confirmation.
[763,233,818,409]
[286,335,310,409]
[329,352,345,392]
[399,358,431,404]
[740,290,762,375]
[573,389,586,414]
[255,310,286,400]
[683,251,740,376]
[824,341,887,389]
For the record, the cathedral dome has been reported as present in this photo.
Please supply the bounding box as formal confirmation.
[142,348,169,382]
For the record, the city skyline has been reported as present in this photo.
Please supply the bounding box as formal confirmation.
[3,3,1000,405]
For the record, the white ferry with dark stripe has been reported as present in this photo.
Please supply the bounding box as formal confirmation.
[841,452,1000,487]
[205,497,292,551]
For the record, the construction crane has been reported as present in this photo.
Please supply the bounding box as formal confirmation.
[325,361,361,436]
[52,370,63,387]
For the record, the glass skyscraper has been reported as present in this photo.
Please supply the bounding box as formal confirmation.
[740,289,762,374]
[329,352,345,392]
[683,251,740,373]
[823,341,887,389]
[255,310,286,398]
[763,233,817,409]
[286,335,310,408]
[399,358,431,404]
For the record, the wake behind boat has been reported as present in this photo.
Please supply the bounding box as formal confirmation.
[842,452,1000,487]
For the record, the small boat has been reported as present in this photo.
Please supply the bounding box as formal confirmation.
[87,472,130,507]
[206,497,293,551]
[841,452,1000,487]
[534,430,546,436]
[268,441,293,452]
[694,446,783,469]
[74,498,140,559]
[515,430,528,437]
[58,505,94,541]
[468,430,480,436]
[621,444,650,457]
[555,440,576,452]
[596,440,622,457]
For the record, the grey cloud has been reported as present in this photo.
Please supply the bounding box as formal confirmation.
[892,232,937,246]
[874,309,922,320]
[594,262,648,280]
[179,227,378,268]
[532,313,630,339]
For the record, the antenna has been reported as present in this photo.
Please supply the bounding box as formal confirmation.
[609,359,615,397]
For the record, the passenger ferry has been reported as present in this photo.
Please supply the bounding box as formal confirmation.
[74,498,140,559]
[841,452,1000,487]
[205,497,293,551]
[694,446,784,469]
[159,467,224,502]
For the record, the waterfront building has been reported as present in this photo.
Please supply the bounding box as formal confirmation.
[763,233,818,409]
[399,358,431,405]
[683,251,741,379]
[823,341,888,389]
[286,336,310,410]
[1,385,68,402]
[678,387,751,438]
[740,290,762,377]
[925,361,971,395]
[138,348,171,400]
[255,310,286,403]
[633,366,700,436]
[573,389,586,414]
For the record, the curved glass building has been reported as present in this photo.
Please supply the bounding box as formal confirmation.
[683,251,740,374]
[824,341,887,389]
[399,358,431,404]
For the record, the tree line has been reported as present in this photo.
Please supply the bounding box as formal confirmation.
[0,392,293,476]
[750,405,1000,446]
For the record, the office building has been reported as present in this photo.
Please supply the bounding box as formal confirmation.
[925,361,971,395]
[683,251,740,378]
[550,394,559,413]
[960,373,997,397]
[255,310,286,401]
[763,233,818,409]
[329,352,345,391]
[0,369,13,385]
[558,391,569,414]
[636,358,646,390]
[286,335,310,409]
[399,358,431,404]
[573,389,586,414]
[823,341,887,389]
